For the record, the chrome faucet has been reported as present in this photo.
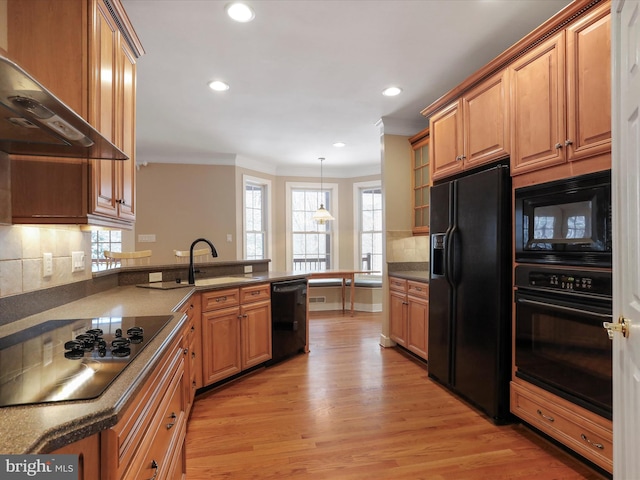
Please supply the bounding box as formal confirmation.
[188,238,218,284]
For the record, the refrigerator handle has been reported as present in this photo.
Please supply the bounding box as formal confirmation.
[446,225,456,285]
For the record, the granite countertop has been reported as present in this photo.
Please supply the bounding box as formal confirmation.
[388,270,429,283]
[0,272,306,454]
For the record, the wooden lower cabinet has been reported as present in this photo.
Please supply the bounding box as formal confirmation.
[406,281,429,360]
[202,284,272,386]
[389,276,408,346]
[388,276,429,360]
[101,330,187,480]
[179,294,202,415]
[510,380,612,473]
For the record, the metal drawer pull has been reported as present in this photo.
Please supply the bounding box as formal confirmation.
[251,291,260,296]
[536,409,555,422]
[216,296,227,302]
[166,412,177,430]
[581,433,604,449]
[147,460,158,480]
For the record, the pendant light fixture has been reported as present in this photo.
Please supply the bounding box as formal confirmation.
[312,157,335,225]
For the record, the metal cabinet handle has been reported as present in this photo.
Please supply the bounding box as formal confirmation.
[565,139,573,146]
[581,433,604,449]
[216,296,227,302]
[183,348,188,355]
[536,409,555,422]
[251,291,260,296]
[192,351,196,359]
[460,155,466,160]
[166,412,177,430]
[554,142,563,149]
[147,460,159,480]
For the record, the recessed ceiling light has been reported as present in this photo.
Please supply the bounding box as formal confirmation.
[382,86,403,97]
[225,2,255,23]
[333,142,346,148]
[208,80,230,92]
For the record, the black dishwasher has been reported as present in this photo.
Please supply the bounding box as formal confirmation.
[268,279,307,365]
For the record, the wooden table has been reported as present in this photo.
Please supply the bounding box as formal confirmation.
[307,270,376,316]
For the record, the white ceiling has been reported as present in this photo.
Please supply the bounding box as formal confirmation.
[122,0,572,178]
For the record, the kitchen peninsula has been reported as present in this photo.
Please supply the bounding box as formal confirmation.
[0,268,307,479]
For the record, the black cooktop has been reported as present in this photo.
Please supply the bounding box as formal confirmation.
[0,315,173,408]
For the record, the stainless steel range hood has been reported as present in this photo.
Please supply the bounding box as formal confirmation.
[0,55,128,160]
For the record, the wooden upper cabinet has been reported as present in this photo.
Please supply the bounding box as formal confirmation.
[430,70,510,182]
[510,2,611,176]
[430,100,464,181]
[566,2,611,162]
[409,129,430,235]
[510,32,565,175]
[6,0,142,227]
[463,69,510,169]
[91,0,138,222]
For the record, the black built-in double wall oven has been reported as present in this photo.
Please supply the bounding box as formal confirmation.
[513,170,612,419]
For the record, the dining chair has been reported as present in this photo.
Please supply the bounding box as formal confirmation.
[103,250,152,268]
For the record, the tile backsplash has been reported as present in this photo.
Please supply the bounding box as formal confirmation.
[0,225,92,298]
[386,231,430,263]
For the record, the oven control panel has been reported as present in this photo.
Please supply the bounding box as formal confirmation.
[515,266,612,297]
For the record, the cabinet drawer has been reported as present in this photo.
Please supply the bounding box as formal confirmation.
[510,381,612,472]
[124,358,186,480]
[407,281,428,299]
[389,277,407,293]
[202,288,240,311]
[240,283,271,303]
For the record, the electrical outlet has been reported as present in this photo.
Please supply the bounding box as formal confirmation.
[71,251,85,272]
[43,253,53,277]
[226,234,233,243]
[244,265,253,273]
[149,272,162,282]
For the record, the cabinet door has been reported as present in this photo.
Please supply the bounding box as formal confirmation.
[463,69,510,168]
[202,306,241,385]
[407,295,428,360]
[389,290,407,346]
[117,38,137,220]
[510,32,566,175]
[430,100,464,181]
[566,3,611,162]
[411,131,430,235]
[91,0,119,217]
[240,299,272,370]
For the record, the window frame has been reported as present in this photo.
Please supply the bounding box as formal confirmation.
[242,174,272,263]
[353,180,383,272]
[285,181,339,271]
[91,229,122,272]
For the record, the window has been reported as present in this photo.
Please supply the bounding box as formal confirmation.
[243,175,271,262]
[357,184,382,272]
[286,182,338,271]
[91,230,121,271]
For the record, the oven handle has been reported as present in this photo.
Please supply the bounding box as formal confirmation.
[516,297,612,320]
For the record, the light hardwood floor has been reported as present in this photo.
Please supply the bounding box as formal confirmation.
[186,311,607,479]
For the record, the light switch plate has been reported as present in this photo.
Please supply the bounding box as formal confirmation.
[43,252,53,277]
[71,251,85,272]
[138,234,156,243]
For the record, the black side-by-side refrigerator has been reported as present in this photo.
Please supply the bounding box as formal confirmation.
[428,164,511,423]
